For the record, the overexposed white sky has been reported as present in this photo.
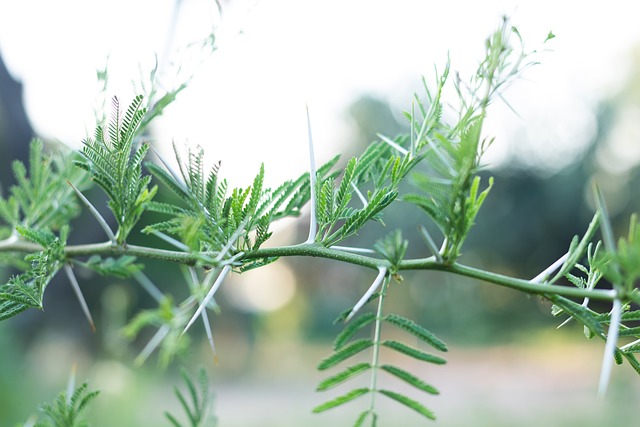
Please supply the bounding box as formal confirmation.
[1,0,639,187]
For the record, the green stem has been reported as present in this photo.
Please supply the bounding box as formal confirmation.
[0,239,616,302]
[368,274,389,421]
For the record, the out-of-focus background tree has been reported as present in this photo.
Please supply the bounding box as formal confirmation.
[1,1,640,426]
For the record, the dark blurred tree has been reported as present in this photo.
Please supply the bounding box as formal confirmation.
[0,52,32,191]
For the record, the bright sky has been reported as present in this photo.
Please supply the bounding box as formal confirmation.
[1,0,639,187]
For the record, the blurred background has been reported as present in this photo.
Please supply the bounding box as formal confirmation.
[1,0,640,426]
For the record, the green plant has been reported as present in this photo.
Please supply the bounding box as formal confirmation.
[31,381,99,427]
[2,16,639,426]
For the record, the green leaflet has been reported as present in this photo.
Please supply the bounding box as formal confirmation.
[623,343,640,353]
[333,312,377,350]
[321,187,398,247]
[35,382,100,427]
[316,363,371,391]
[15,225,57,247]
[353,410,375,427]
[384,314,448,352]
[621,352,640,375]
[317,339,374,371]
[312,388,370,413]
[617,327,640,338]
[550,211,601,284]
[382,340,447,365]
[0,298,29,321]
[378,389,436,421]
[165,368,218,427]
[549,295,604,337]
[380,365,440,395]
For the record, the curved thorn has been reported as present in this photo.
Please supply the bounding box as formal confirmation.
[346,267,387,323]
[530,252,569,284]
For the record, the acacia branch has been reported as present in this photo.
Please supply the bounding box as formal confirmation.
[0,238,618,303]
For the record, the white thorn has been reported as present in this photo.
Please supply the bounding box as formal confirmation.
[330,245,377,254]
[305,105,318,244]
[531,252,569,284]
[132,271,165,303]
[135,324,170,366]
[350,182,368,208]
[183,265,231,335]
[150,230,191,252]
[64,265,95,332]
[346,267,387,322]
[377,133,408,156]
[200,309,219,365]
[418,225,443,263]
[67,180,116,244]
[598,298,622,398]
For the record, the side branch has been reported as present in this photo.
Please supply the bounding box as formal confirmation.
[403,260,617,302]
